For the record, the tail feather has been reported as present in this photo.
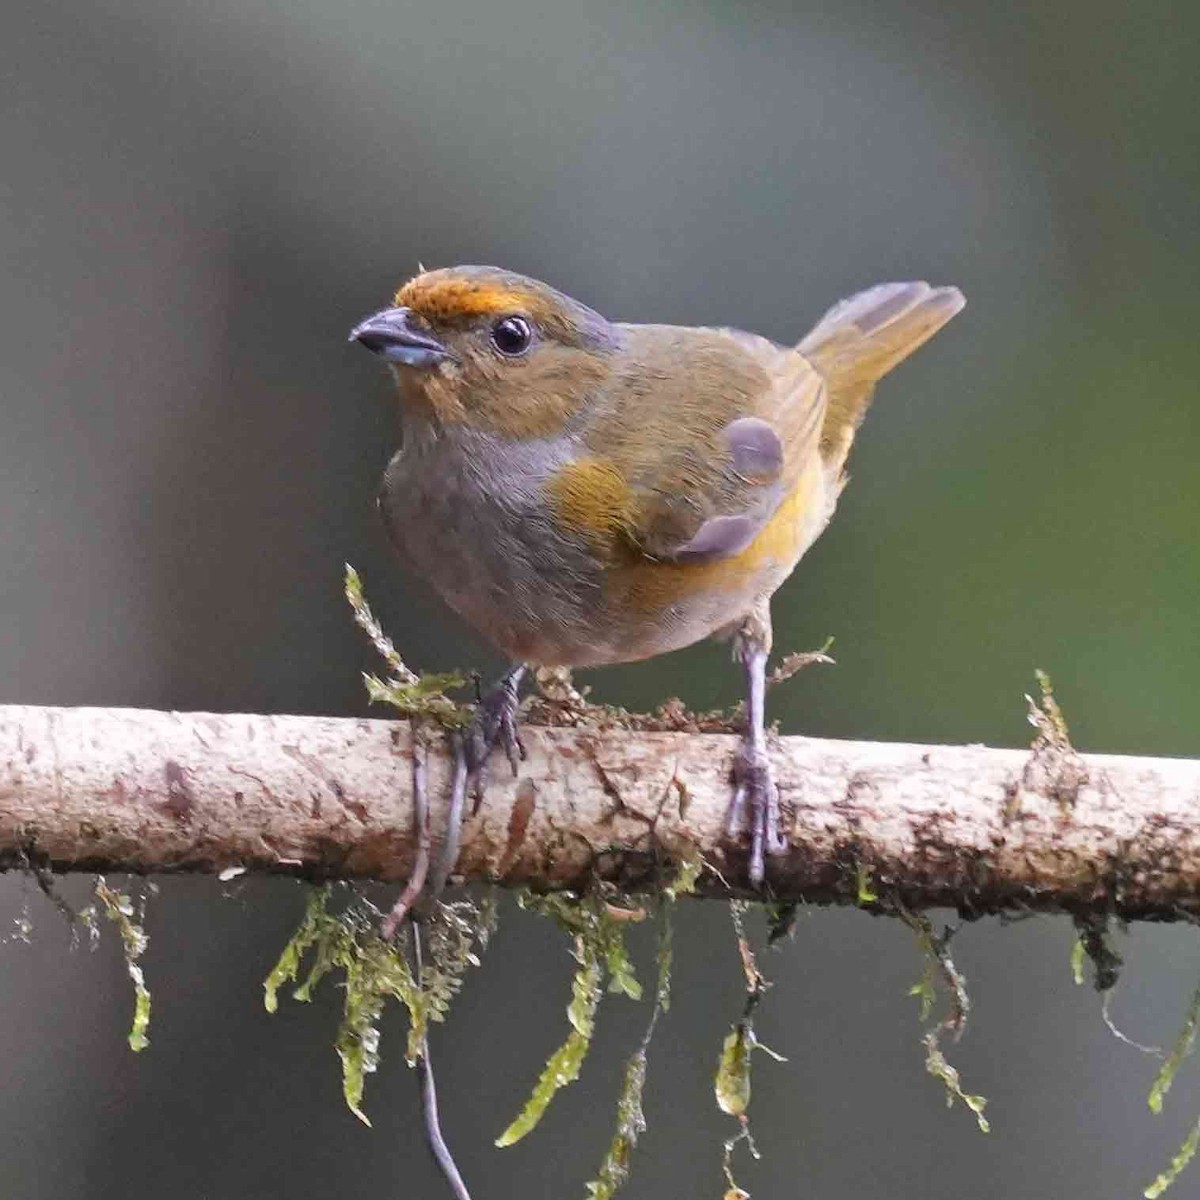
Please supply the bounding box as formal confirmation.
[799,281,964,480]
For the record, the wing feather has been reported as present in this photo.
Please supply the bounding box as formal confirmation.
[569,325,825,563]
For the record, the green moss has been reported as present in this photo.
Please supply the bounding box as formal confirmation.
[345,565,468,725]
[715,1025,754,1118]
[1148,983,1200,1115]
[587,1047,648,1200]
[904,913,989,1133]
[1142,982,1200,1196]
[494,858,702,1200]
[263,886,325,1012]
[586,857,698,1199]
[1030,668,1071,744]
[855,865,878,906]
[496,937,602,1147]
[495,890,646,1147]
[712,901,787,1196]
[1146,1117,1200,1200]
[264,884,493,1124]
[664,855,703,901]
[1070,936,1087,986]
[909,948,938,1022]
[93,878,152,1052]
[921,1031,990,1133]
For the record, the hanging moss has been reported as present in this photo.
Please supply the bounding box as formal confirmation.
[586,859,698,1199]
[903,913,989,1133]
[1072,913,1124,993]
[713,901,787,1197]
[495,929,603,1147]
[495,890,646,1146]
[93,878,152,1053]
[1146,1117,1200,1200]
[264,884,494,1124]
[1140,983,1200,1197]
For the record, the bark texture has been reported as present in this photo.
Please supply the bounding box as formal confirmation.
[1,704,1198,918]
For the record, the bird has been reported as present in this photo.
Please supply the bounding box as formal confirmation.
[351,265,964,885]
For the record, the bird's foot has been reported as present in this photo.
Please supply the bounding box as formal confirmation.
[465,666,527,808]
[726,741,787,886]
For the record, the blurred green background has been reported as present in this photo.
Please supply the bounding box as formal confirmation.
[2,1,1198,1197]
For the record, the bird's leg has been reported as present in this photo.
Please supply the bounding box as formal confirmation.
[464,663,527,809]
[727,615,787,885]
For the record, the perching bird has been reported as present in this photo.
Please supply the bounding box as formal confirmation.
[351,266,964,883]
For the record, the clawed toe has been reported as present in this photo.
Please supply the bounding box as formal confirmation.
[465,665,527,808]
[728,743,787,885]
[469,697,524,775]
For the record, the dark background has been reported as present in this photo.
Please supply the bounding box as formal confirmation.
[3,1,1199,1196]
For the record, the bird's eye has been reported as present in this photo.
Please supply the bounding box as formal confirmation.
[490,315,533,357]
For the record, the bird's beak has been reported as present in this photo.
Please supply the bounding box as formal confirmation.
[348,306,455,368]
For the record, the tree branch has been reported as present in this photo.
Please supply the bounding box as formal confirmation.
[2,704,1198,919]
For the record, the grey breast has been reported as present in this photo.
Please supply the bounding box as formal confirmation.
[378,425,604,661]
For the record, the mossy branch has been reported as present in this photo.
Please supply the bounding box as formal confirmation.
[3,702,1200,917]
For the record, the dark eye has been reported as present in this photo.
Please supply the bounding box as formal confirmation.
[490,315,533,356]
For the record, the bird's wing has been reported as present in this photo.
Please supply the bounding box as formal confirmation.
[547,325,826,563]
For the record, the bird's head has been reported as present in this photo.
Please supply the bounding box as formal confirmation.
[350,265,620,437]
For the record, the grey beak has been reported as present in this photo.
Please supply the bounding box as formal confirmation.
[348,306,455,367]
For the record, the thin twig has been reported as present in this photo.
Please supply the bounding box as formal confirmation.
[381,729,431,940]
[428,734,468,898]
[411,921,472,1200]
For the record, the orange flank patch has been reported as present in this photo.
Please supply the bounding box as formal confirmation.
[610,466,820,615]
[546,457,636,552]
[396,273,548,323]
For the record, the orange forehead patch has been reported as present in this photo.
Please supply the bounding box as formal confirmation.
[395,274,547,323]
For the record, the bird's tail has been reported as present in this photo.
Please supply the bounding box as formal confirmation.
[798,281,965,481]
